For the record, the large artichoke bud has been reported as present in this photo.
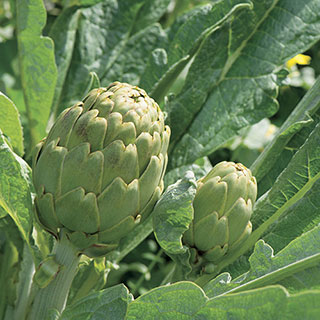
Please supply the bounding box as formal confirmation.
[183,161,257,263]
[33,82,170,257]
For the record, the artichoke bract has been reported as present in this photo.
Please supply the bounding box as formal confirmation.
[33,82,170,257]
[183,161,257,263]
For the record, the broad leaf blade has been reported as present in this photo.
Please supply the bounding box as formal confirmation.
[141,0,251,100]
[262,177,320,252]
[204,226,320,297]
[127,282,207,319]
[102,23,167,86]
[60,284,133,320]
[169,0,320,169]
[127,281,320,319]
[16,0,57,148]
[251,122,320,238]
[131,0,170,34]
[153,172,197,255]
[0,130,33,246]
[0,92,24,155]
[197,286,320,319]
[251,76,320,183]
[49,7,81,120]
[58,0,145,113]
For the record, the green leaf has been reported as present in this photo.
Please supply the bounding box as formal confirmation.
[16,0,57,148]
[49,6,81,120]
[164,157,212,187]
[256,110,319,197]
[0,130,33,246]
[168,0,320,169]
[60,284,133,320]
[68,258,107,305]
[127,281,320,319]
[57,0,145,114]
[63,0,104,7]
[251,122,320,241]
[197,286,320,320]
[0,91,24,156]
[153,172,198,281]
[141,0,251,101]
[262,177,320,252]
[153,172,197,255]
[0,227,20,318]
[286,291,320,319]
[131,0,170,34]
[127,282,207,319]
[102,23,167,86]
[251,75,320,182]
[204,225,320,297]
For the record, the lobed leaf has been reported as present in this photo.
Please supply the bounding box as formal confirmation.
[0,92,24,156]
[197,286,320,320]
[251,75,320,183]
[60,284,133,320]
[57,0,145,114]
[0,130,33,246]
[16,0,57,148]
[251,122,320,242]
[141,0,251,101]
[127,281,320,319]
[49,7,81,120]
[131,0,171,34]
[102,23,167,86]
[168,0,320,169]
[204,225,320,297]
[153,171,197,255]
[127,282,207,319]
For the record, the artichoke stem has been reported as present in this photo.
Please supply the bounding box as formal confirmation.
[28,230,80,320]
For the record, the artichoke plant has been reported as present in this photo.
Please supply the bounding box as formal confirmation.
[183,161,257,263]
[32,82,170,257]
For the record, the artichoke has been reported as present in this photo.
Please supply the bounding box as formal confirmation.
[183,161,257,263]
[33,82,170,257]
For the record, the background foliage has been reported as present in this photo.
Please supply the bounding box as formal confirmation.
[1,0,320,319]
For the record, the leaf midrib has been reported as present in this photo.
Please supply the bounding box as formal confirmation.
[217,0,279,84]
[219,252,320,296]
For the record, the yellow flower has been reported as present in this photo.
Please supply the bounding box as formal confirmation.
[286,54,311,69]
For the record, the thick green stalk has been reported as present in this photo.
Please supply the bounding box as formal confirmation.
[13,245,35,320]
[28,231,80,320]
[0,241,13,319]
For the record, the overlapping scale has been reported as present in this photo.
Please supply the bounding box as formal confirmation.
[33,139,67,197]
[101,141,139,190]
[183,161,257,264]
[61,143,103,195]
[45,106,83,148]
[55,187,100,234]
[98,178,139,231]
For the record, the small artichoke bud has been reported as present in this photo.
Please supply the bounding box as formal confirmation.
[183,161,257,263]
[32,82,170,257]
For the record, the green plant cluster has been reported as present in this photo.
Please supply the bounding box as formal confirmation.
[1,0,320,319]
